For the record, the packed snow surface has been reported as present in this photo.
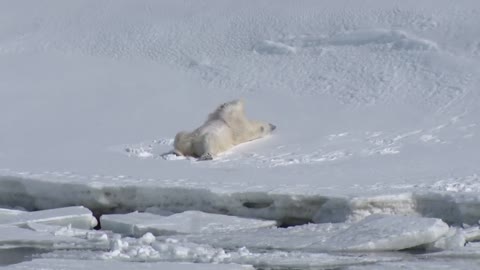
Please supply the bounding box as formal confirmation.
[1,0,480,268]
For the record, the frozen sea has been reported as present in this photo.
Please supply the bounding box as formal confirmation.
[1,0,480,269]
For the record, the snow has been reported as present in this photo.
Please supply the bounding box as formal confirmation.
[1,1,480,215]
[101,210,276,237]
[1,0,480,268]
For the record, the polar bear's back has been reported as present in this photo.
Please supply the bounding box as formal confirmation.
[195,119,231,137]
[191,119,234,156]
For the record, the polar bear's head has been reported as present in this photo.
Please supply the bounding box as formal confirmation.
[247,120,276,141]
[257,120,276,133]
[208,98,276,142]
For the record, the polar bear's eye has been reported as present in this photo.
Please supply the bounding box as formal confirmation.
[260,126,265,132]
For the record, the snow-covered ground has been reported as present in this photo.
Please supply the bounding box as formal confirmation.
[1,0,480,268]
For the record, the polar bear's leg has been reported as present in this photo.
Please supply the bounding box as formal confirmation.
[199,153,213,160]
[173,131,195,156]
[194,133,219,160]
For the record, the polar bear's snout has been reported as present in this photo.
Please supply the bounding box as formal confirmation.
[269,123,277,131]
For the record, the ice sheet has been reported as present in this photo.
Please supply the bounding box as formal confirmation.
[2,258,254,270]
[312,214,449,251]
[169,215,452,252]
[101,211,276,236]
[0,226,85,249]
[0,206,97,229]
[345,259,480,270]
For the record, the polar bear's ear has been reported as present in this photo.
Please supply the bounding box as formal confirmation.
[233,98,245,111]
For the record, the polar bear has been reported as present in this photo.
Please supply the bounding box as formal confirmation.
[173,99,276,160]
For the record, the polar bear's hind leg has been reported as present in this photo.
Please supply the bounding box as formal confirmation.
[199,153,213,161]
[194,133,221,160]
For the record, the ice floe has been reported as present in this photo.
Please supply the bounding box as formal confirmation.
[2,258,255,270]
[101,210,276,237]
[0,206,97,229]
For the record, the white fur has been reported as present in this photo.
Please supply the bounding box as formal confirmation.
[174,99,275,160]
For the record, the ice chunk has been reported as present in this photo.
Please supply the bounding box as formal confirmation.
[228,248,393,269]
[101,211,276,237]
[425,225,480,251]
[425,227,466,250]
[0,208,24,215]
[144,207,174,216]
[175,223,347,251]
[0,206,97,229]
[345,259,480,270]
[0,223,109,251]
[173,215,451,252]
[0,208,23,223]
[26,223,109,245]
[464,226,480,242]
[100,234,391,268]
[419,241,480,260]
[0,226,85,249]
[2,258,255,270]
[311,214,449,251]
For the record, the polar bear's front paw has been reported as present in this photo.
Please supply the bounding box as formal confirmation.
[173,150,183,156]
[199,153,214,161]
